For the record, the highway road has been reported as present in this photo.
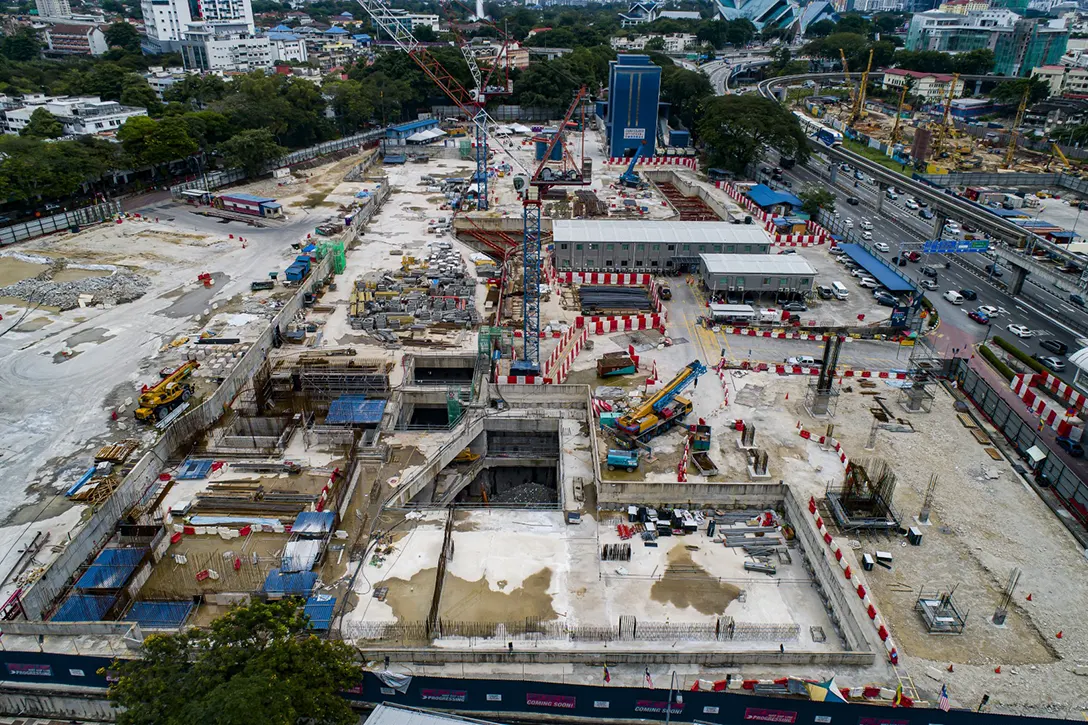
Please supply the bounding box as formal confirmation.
[768,160,1088,368]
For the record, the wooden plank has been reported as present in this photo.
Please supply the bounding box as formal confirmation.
[957,413,978,429]
[971,429,992,445]
[984,447,1002,460]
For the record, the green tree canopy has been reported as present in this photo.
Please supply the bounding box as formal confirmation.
[893,49,954,73]
[0,135,120,201]
[106,599,362,725]
[644,36,666,51]
[120,73,163,115]
[660,64,713,130]
[1,28,41,62]
[805,19,837,38]
[20,107,63,139]
[991,77,1050,105]
[118,115,197,168]
[952,48,994,75]
[799,185,836,215]
[696,95,810,174]
[218,128,286,176]
[105,22,141,53]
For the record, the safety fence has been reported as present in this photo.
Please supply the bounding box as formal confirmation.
[952,358,1088,529]
[0,201,122,248]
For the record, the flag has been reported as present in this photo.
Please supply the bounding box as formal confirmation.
[805,677,847,703]
[893,683,903,707]
[603,665,610,684]
[644,668,654,688]
[937,685,950,712]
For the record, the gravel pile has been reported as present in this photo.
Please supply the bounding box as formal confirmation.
[0,270,152,310]
[489,482,557,505]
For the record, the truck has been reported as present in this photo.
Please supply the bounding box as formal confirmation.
[615,360,707,444]
[135,361,199,422]
[606,449,639,472]
[597,352,637,378]
[658,285,672,300]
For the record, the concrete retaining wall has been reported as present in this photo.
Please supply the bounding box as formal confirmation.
[0,687,117,721]
[782,487,871,655]
[644,169,733,221]
[598,481,786,508]
[357,647,875,667]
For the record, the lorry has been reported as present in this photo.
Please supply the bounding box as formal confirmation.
[606,449,639,472]
[615,360,707,444]
[597,352,637,378]
[135,361,199,422]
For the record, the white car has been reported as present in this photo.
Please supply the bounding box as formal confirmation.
[861,230,873,241]
[845,219,854,228]
[944,223,961,234]
[830,246,846,255]
[786,355,818,366]
[1006,324,1033,338]
[858,277,878,288]
[977,305,1000,317]
[851,267,866,277]
[873,241,889,252]
[860,220,873,230]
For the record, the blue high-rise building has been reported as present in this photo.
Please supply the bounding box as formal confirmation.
[603,55,661,159]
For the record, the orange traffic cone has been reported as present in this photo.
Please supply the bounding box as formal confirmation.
[1056,631,1063,639]
[1026,593,1032,601]
[785,393,789,401]
[995,666,1001,674]
[947,664,954,672]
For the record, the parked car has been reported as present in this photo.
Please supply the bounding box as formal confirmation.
[858,277,878,288]
[847,197,860,205]
[959,289,978,300]
[817,285,834,299]
[873,241,889,252]
[1056,436,1085,458]
[1006,323,1033,338]
[777,248,798,255]
[1032,354,1066,372]
[851,268,867,278]
[1040,338,1069,355]
[921,266,939,278]
[968,310,991,324]
[875,293,897,307]
[830,246,846,255]
[920,279,938,290]
[786,355,819,366]
[783,301,808,311]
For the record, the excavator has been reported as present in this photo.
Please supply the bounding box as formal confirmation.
[616,360,707,444]
[135,360,199,422]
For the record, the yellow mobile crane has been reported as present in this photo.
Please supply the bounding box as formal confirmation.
[849,49,874,126]
[135,360,198,422]
[1003,86,1031,169]
[1045,141,1071,171]
[930,73,960,160]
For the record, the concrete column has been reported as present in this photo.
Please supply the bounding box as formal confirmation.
[829,165,838,186]
[1008,264,1028,295]
[875,192,884,216]
[931,213,947,240]
[974,79,982,95]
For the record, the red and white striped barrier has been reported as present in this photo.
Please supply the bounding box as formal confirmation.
[717,326,830,341]
[715,182,833,244]
[797,423,849,469]
[775,365,822,376]
[840,370,908,379]
[773,235,825,246]
[592,398,614,415]
[806,495,899,665]
[678,435,691,482]
[543,325,580,377]
[1011,371,1084,437]
[607,156,698,170]
[559,272,653,285]
[714,361,730,406]
[575,314,667,335]
[512,328,568,339]
[548,327,589,384]
[494,375,544,385]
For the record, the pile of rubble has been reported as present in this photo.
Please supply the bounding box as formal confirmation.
[0,267,152,310]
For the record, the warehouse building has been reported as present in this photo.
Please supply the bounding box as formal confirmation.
[699,253,816,302]
[552,220,771,273]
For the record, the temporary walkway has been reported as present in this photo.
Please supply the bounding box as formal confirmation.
[836,243,916,293]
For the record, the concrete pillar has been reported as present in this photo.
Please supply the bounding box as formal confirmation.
[974,79,982,95]
[829,165,838,186]
[1008,264,1028,295]
[875,192,884,216]
[931,213,947,240]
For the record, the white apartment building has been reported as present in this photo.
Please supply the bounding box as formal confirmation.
[371,8,440,33]
[182,29,271,71]
[610,33,696,53]
[1032,64,1088,96]
[143,0,254,48]
[881,68,965,101]
[44,23,108,55]
[2,96,147,136]
[267,32,308,64]
[34,0,71,18]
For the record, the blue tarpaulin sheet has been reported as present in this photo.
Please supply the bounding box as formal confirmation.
[292,511,336,535]
[76,548,147,590]
[326,395,386,425]
[304,595,336,631]
[836,243,916,293]
[263,569,318,596]
[51,593,116,622]
[177,459,213,480]
[745,184,802,209]
[123,600,195,629]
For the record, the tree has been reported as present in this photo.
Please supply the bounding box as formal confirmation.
[836,13,872,37]
[325,78,375,133]
[105,21,141,53]
[118,115,197,169]
[805,19,837,38]
[218,128,286,176]
[120,74,163,115]
[106,599,362,725]
[644,36,666,51]
[696,95,810,174]
[414,24,437,42]
[991,77,1050,105]
[893,49,954,73]
[799,185,836,215]
[951,48,994,75]
[660,65,713,130]
[1,28,41,62]
[20,108,63,139]
[724,18,756,47]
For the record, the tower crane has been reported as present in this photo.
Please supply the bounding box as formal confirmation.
[1003,86,1031,169]
[356,0,517,210]
[848,49,873,126]
[512,87,591,375]
[930,73,959,160]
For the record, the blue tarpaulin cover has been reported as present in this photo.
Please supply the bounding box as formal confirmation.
[326,395,386,425]
[292,511,336,535]
[76,548,147,590]
[177,459,213,480]
[123,600,195,629]
[263,569,318,596]
[304,594,336,630]
[51,593,116,622]
[745,184,802,209]
[836,243,916,293]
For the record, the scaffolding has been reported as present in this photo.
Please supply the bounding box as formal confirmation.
[317,240,346,274]
[825,458,902,531]
[805,335,844,418]
[915,586,968,634]
[898,336,941,413]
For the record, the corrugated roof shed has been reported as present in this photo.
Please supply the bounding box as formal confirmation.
[51,593,117,622]
[219,193,275,204]
[123,600,195,629]
[834,244,915,293]
[292,511,336,535]
[304,594,336,630]
[326,395,386,425]
[552,220,770,246]
[282,539,323,573]
[263,568,317,596]
[699,253,816,277]
[76,548,147,590]
[745,184,802,209]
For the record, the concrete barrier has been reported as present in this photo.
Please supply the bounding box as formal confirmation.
[356,646,874,667]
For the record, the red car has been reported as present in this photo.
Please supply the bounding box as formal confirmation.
[968,310,991,325]
[905,251,922,262]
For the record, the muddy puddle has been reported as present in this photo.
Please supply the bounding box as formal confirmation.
[650,547,740,615]
[65,327,115,347]
[53,268,110,283]
[0,258,49,286]
[380,567,557,623]
[158,272,229,318]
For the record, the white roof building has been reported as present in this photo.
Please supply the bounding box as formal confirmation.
[552,220,771,246]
